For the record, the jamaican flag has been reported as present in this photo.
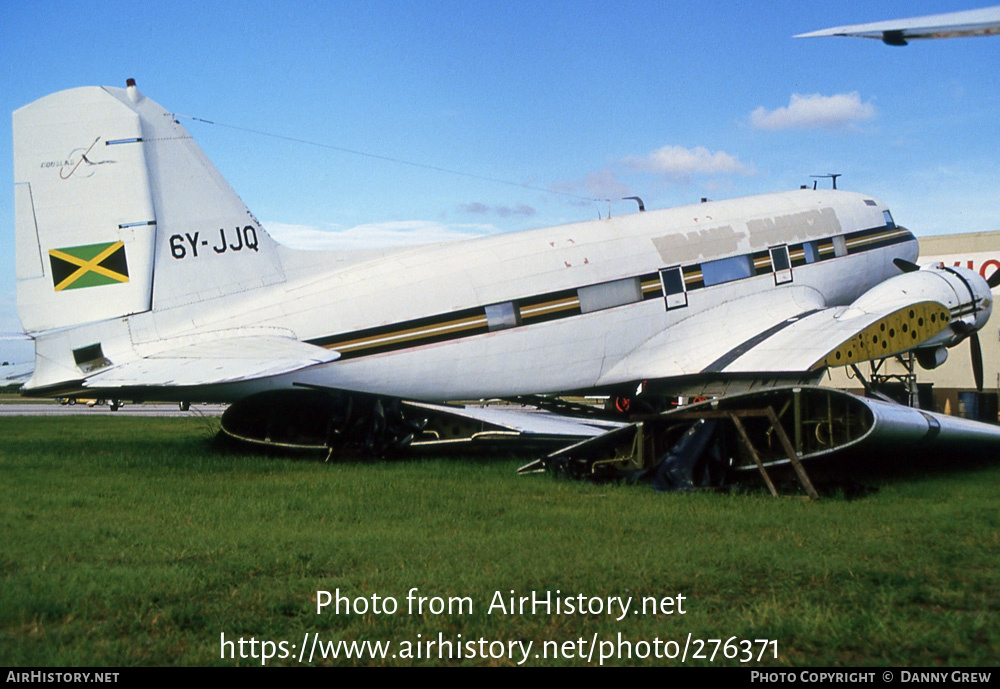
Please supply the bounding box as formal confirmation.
[49,241,129,291]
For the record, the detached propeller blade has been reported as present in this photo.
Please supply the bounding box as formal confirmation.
[971,332,984,393]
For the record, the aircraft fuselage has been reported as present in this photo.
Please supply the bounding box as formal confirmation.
[27,189,916,401]
[18,85,945,405]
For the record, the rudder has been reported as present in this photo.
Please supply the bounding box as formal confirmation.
[14,85,157,332]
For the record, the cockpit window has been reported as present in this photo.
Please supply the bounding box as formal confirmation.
[883,210,896,229]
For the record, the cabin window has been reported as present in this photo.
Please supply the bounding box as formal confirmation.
[700,255,754,287]
[578,277,642,314]
[832,235,848,257]
[883,210,896,229]
[802,241,820,264]
[485,302,520,331]
[659,266,687,309]
[770,245,793,285]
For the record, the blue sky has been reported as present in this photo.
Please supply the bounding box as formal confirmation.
[2,1,999,364]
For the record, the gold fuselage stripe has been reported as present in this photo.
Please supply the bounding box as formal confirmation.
[333,315,488,352]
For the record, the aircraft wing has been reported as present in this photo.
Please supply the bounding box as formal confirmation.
[523,385,1000,490]
[600,284,955,382]
[718,300,950,373]
[82,333,339,388]
[599,287,828,384]
[406,401,625,440]
[796,6,1000,44]
[0,366,33,388]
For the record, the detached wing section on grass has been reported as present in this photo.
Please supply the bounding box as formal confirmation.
[406,400,626,449]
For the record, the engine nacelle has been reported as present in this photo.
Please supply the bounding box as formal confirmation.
[915,346,948,370]
[846,264,993,352]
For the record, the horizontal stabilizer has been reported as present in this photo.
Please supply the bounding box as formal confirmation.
[83,335,339,388]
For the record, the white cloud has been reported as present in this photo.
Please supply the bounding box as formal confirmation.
[625,146,755,181]
[459,203,536,218]
[264,220,497,250]
[581,170,633,199]
[554,170,634,201]
[750,92,877,131]
[497,205,535,218]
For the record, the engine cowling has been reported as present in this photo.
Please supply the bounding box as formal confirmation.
[844,264,993,363]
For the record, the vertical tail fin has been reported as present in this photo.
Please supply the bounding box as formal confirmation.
[13,81,284,334]
[14,85,157,332]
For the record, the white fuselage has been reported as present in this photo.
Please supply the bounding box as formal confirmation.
[14,85,922,403]
[26,188,915,401]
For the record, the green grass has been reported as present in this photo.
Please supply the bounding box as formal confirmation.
[1,416,998,666]
[0,392,52,403]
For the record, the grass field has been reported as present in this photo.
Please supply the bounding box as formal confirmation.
[0,392,53,403]
[1,415,997,666]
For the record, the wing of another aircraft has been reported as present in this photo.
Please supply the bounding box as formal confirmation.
[82,331,339,389]
[796,6,1000,44]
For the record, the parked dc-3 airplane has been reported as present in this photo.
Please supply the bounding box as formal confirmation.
[12,81,1000,468]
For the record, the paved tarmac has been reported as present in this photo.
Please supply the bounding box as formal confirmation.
[0,402,224,417]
